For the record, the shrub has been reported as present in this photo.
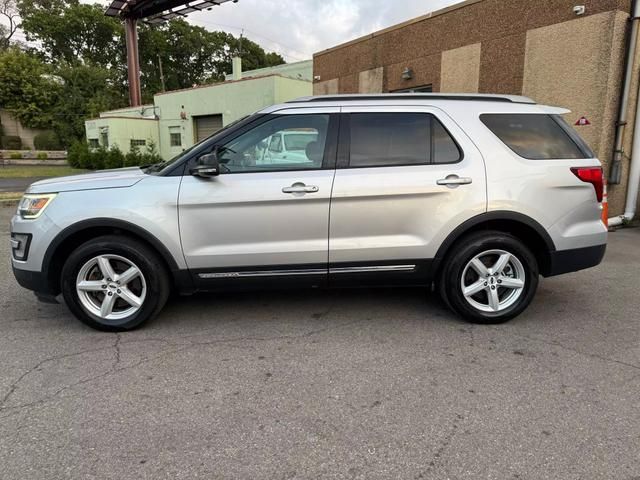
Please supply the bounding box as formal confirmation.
[89,147,109,170]
[124,144,142,167]
[36,152,48,160]
[67,141,91,169]
[104,146,125,169]
[1,135,22,150]
[9,151,22,159]
[33,131,62,151]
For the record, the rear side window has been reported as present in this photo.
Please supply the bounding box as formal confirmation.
[480,113,594,159]
[348,113,461,167]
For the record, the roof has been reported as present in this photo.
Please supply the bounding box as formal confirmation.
[224,59,313,82]
[288,93,536,104]
[105,0,235,23]
[154,73,307,97]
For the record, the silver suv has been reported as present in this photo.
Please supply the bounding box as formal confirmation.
[10,94,607,331]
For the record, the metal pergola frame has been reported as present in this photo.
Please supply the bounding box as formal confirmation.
[104,0,237,106]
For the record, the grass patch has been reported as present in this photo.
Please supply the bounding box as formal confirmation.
[0,166,89,178]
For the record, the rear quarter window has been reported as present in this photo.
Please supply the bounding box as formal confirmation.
[480,113,594,160]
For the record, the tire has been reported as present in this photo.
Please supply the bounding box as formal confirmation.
[438,231,538,324]
[61,235,170,331]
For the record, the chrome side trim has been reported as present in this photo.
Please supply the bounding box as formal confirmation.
[198,268,326,279]
[329,265,416,274]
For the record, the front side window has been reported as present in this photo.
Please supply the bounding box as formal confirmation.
[218,114,329,173]
[348,113,460,167]
[480,113,594,159]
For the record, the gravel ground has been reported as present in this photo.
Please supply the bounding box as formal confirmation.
[1,205,639,479]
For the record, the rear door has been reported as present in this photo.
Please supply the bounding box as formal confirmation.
[328,105,486,284]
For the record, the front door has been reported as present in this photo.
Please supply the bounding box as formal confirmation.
[329,105,487,285]
[179,109,338,288]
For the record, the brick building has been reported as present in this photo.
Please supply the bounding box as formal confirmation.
[312,0,638,216]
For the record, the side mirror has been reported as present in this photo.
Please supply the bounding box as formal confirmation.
[191,152,219,178]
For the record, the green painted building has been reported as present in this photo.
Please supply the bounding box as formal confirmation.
[85,60,312,160]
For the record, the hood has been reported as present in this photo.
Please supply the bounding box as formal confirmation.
[26,167,147,194]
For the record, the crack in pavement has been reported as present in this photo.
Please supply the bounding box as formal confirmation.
[0,314,357,419]
[417,412,465,478]
[0,345,116,410]
[502,329,640,372]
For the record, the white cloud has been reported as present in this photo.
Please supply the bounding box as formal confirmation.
[187,0,463,61]
[84,0,462,62]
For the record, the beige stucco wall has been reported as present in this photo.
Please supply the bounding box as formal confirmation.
[313,78,339,95]
[358,67,384,93]
[0,109,49,149]
[522,11,628,214]
[440,43,481,93]
[85,117,160,154]
[273,76,313,104]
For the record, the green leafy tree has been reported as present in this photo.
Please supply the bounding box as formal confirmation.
[51,62,127,146]
[18,0,125,67]
[0,47,59,128]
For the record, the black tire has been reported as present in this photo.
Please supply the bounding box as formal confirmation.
[438,230,539,324]
[61,235,170,331]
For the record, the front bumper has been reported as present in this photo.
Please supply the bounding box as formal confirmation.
[546,243,607,277]
[12,265,59,303]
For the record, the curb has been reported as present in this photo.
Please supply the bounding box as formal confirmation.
[1,160,68,166]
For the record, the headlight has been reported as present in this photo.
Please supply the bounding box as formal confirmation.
[18,194,57,219]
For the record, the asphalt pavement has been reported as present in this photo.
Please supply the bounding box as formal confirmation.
[0,176,47,193]
[1,205,639,479]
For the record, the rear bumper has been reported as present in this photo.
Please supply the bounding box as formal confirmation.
[545,243,606,277]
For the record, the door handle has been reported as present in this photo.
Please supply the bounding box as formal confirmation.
[436,175,473,187]
[282,183,319,194]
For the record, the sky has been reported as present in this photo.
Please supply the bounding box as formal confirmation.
[184,0,464,62]
[8,0,463,62]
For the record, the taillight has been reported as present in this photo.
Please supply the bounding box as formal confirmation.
[571,167,603,202]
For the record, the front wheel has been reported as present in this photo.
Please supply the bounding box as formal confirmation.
[61,235,170,331]
[439,231,539,324]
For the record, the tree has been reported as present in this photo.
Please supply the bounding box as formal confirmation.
[0,0,19,48]
[51,62,127,146]
[0,47,59,128]
[18,0,124,66]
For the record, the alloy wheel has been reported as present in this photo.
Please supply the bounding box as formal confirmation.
[75,254,147,321]
[460,249,526,313]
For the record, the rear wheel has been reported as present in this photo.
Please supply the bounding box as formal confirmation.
[439,231,538,323]
[61,235,170,331]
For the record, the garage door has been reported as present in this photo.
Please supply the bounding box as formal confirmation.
[194,114,223,142]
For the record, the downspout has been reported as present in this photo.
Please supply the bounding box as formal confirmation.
[609,0,640,184]
[609,0,640,226]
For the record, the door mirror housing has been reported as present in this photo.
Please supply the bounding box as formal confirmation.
[191,152,220,178]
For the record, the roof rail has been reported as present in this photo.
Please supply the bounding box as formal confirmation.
[288,93,536,104]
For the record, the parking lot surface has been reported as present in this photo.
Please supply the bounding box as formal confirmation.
[1,205,639,479]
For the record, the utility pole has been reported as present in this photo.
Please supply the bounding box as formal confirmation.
[158,54,166,92]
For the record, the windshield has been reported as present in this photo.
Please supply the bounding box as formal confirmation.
[283,132,318,151]
[145,113,256,175]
